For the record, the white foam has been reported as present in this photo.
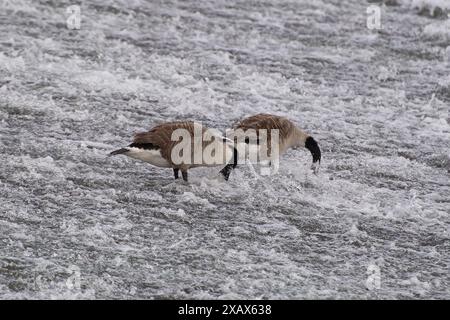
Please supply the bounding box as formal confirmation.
[400,0,450,14]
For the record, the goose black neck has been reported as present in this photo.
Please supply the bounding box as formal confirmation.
[305,136,321,163]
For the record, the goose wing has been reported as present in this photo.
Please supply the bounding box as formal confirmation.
[234,114,294,145]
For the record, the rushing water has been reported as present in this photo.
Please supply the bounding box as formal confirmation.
[0,0,449,299]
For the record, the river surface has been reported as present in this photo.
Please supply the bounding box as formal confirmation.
[0,0,449,299]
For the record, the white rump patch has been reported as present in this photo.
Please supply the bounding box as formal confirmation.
[125,147,171,168]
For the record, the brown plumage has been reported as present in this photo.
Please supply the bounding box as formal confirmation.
[132,122,204,167]
[233,114,321,172]
[110,121,238,182]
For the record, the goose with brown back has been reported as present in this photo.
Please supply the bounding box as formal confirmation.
[110,121,238,182]
[233,114,321,173]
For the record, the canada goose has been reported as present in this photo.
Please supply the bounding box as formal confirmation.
[231,114,321,173]
[110,121,238,182]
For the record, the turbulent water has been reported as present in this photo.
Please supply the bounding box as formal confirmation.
[0,0,449,299]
